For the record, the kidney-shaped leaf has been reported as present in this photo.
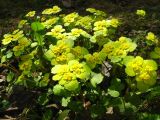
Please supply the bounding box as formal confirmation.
[91,73,104,87]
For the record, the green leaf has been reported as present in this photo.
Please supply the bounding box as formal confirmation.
[61,97,71,107]
[34,32,44,46]
[53,84,65,95]
[6,51,13,58]
[31,22,45,31]
[38,94,48,105]
[129,42,137,52]
[109,78,124,91]
[1,99,10,110]
[64,80,79,91]
[154,47,160,53]
[146,86,160,100]
[44,50,55,60]
[125,102,137,113]
[7,71,14,82]
[125,67,135,76]
[123,56,134,66]
[42,109,52,120]
[150,51,160,59]
[68,101,83,112]
[108,89,120,97]
[110,56,121,63]
[137,113,160,120]
[150,47,160,59]
[90,73,104,87]
[58,110,70,120]
[90,104,106,118]
[109,97,125,113]
[137,81,150,91]
[1,56,6,63]
[143,60,158,70]
[39,73,50,87]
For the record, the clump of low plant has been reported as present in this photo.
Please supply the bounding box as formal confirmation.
[0,6,160,119]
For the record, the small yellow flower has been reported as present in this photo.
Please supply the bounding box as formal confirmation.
[12,30,24,41]
[1,29,24,45]
[146,32,156,42]
[18,37,30,47]
[18,20,27,28]
[42,6,61,15]
[42,17,59,29]
[25,11,36,17]
[42,8,54,15]
[63,12,79,26]
[138,72,150,80]
[2,34,13,45]
[136,9,146,17]
[130,57,143,71]
[69,60,83,74]
[76,16,93,30]
[94,20,108,31]
[86,8,106,16]
[110,18,119,28]
[119,36,126,43]
[71,28,83,37]
[13,45,24,52]
[19,60,32,71]
[52,6,61,14]
[46,25,65,37]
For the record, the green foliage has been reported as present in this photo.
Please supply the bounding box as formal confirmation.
[0,6,160,119]
[90,73,104,87]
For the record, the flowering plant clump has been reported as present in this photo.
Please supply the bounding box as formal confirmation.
[52,60,91,91]
[101,36,137,62]
[124,56,158,91]
[0,6,160,119]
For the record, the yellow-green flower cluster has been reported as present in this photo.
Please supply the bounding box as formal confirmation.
[46,25,65,39]
[76,16,93,30]
[84,52,106,69]
[18,49,37,74]
[63,12,79,26]
[2,29,24,45]
[71,46,89,60]
[46,25,91,40]
[136,9,146,17]
[70,28,91,38]
[91,19,119,42]
[86,8,106,17]
[25,11,36,17]
[92,20,109,38]
[101,37,137,62]
[125,56,158,91]
[42,17,59,29]
[109,18,119,28]
[13,37,31,56]
[146,32,158,44]
[44,40,74,65]
[18,20,28,28]
[42,6,61,15]
[94,20,109,31]
[19,59,32,72]
[51,60,90,91]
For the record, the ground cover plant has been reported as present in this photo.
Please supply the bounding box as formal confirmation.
[0,5,160,120]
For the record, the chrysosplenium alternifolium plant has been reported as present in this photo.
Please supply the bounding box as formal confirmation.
[0,6,159,114]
